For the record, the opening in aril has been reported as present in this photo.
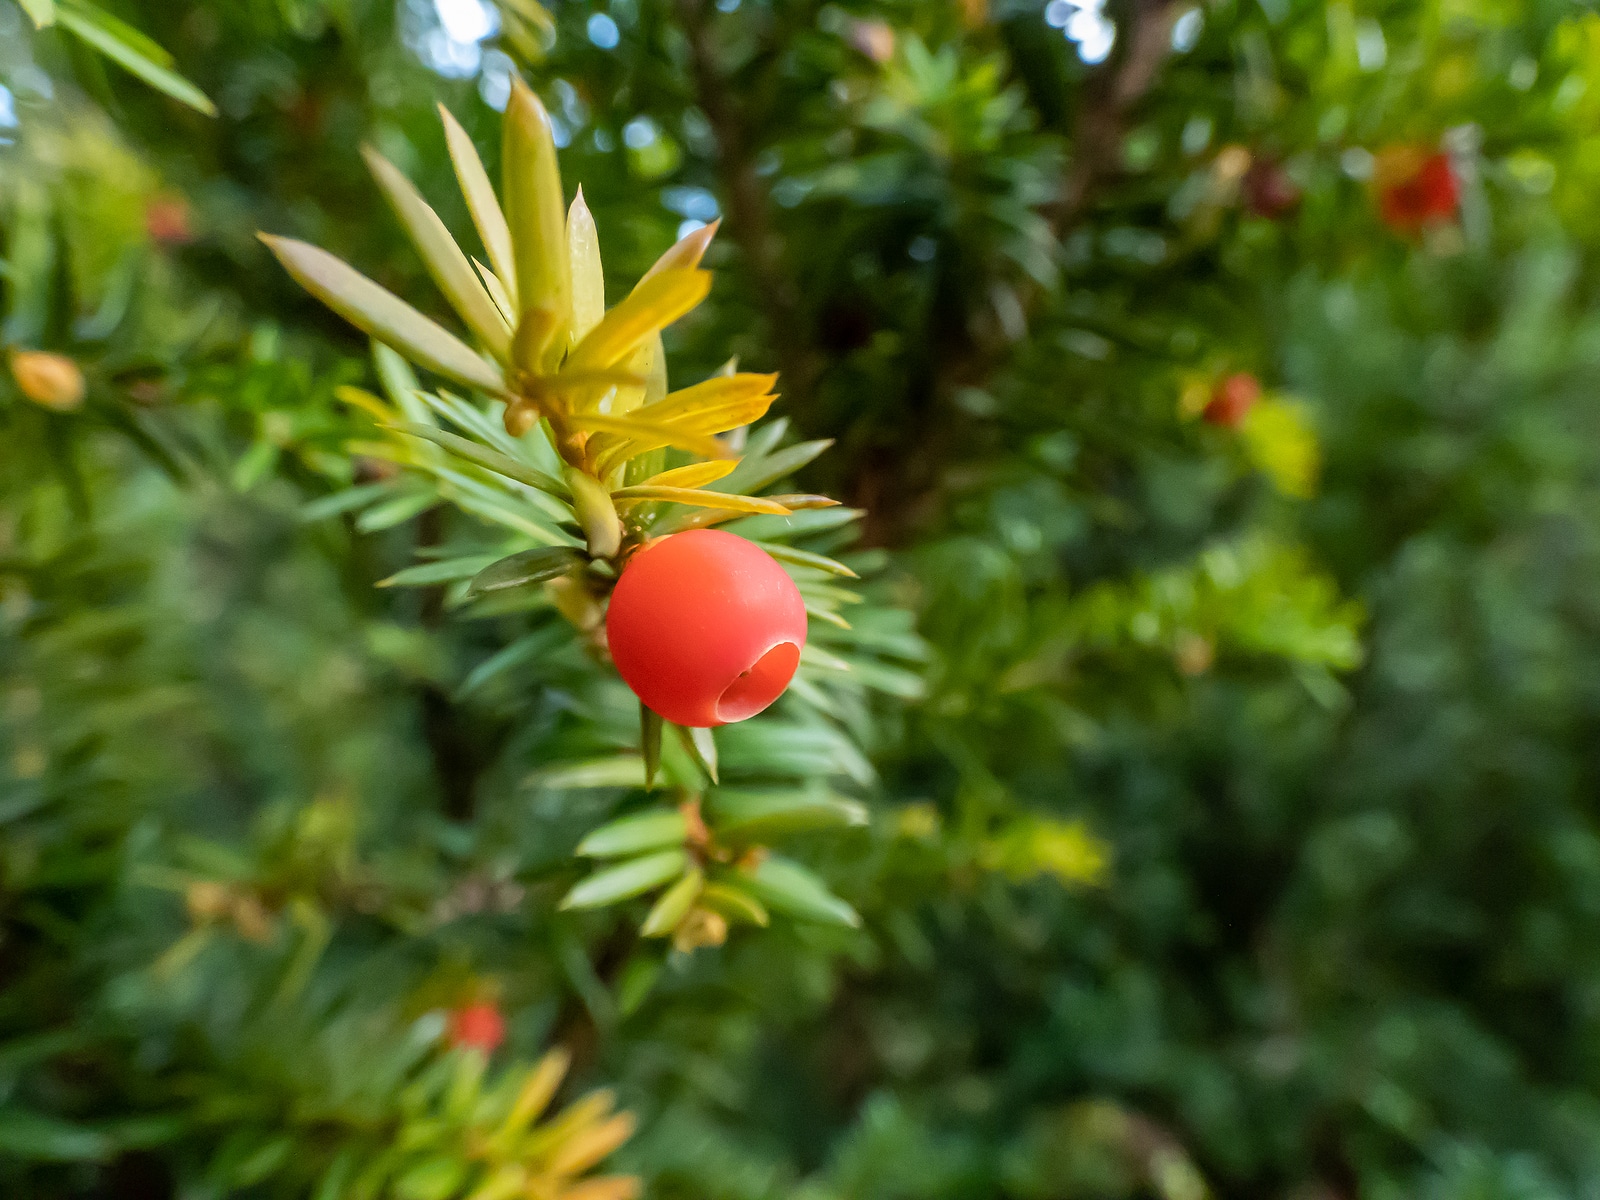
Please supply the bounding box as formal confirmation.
[715,642,801,723]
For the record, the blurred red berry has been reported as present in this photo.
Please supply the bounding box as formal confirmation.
[1376,150,1458,234]
[145,195,194,245]
[1243,159,1301,219]
[606,529,808,728]
[1203,372,1260,428]
[448,1001,505,1053]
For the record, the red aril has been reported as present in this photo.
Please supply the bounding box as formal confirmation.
[606,529,808,728]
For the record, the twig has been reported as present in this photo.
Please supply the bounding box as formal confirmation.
[673,0,819,403]
[862,0,1183,543]
[1049,0,1183,232]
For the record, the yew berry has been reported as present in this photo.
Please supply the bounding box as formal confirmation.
[448,1001,505,1053]
[606,529,808,728]
[1243,159,1301,219]
[145,194,195,245]
[1377,150,1458,234]
[1203,372,1260,428]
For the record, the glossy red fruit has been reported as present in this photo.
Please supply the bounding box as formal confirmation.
[1203,372,1260,428]
[1378,151,1458,234]
[448,1001,505,1052]
[607,529,808,728]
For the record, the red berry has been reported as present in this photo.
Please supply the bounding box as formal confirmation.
[606,529,808,728]
[1243,159,1300,219]
[1203,372,1260,428]
[1378,151,1458,234]
[145,195,194,245]
[448,1001,505,1052]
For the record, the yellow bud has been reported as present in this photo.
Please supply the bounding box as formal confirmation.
[504,400,539,437]
[671,907,728,953]
[185,880,234,923]
[9,350,86,411]
[231,893,276,942]
[1174,631,1215,677]
[547,1112,636,1177]
[560,1178,642,1200]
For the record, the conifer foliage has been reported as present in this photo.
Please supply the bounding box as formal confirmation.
[5,0,1600,1198]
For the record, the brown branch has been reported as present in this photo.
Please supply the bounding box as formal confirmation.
[673,0,818,402]
[1049,0,1184,233]
[862,0,1183,544]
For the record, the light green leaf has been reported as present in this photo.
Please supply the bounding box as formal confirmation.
[576,810,687,858]
[355,490,437,532]
[755,541,858,578]
[565,466,622,559]
[54,4,214,115]
[18,0,54,28]
[806,604,852,630]
[719,439,833,496]
[393,1155,467,1200]
[504,81,570,329]
[722,506,860,541]
[718,721,874,786]
[377,555,500,588]
[260,237,503,394]
[373,342,431,422]
[699,881,770,927]
[741,856,860,927]
[567,187,605,345]
[388,422,569,498]
[560,850,688,910]
[640,867,703,937]
[363,145,511,360]
[61,0,171,61]
[439,103,519,315]
[675,725,718,785]
[529,758,647,790]
[475,259,515,325]
[456,628,562,697]
[707,789,868,838]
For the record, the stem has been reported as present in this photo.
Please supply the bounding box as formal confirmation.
[1047,0,1183,233]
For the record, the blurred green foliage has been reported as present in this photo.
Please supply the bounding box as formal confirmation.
[5,0,1600,1197]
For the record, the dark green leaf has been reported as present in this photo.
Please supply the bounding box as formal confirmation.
[675,724,718,785]
[465,547,581,597]
[741,856,859,928]
[641,703,663,789]
[377,555,500,588]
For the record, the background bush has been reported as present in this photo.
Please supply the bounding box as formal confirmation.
[5,0,1600,1197]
